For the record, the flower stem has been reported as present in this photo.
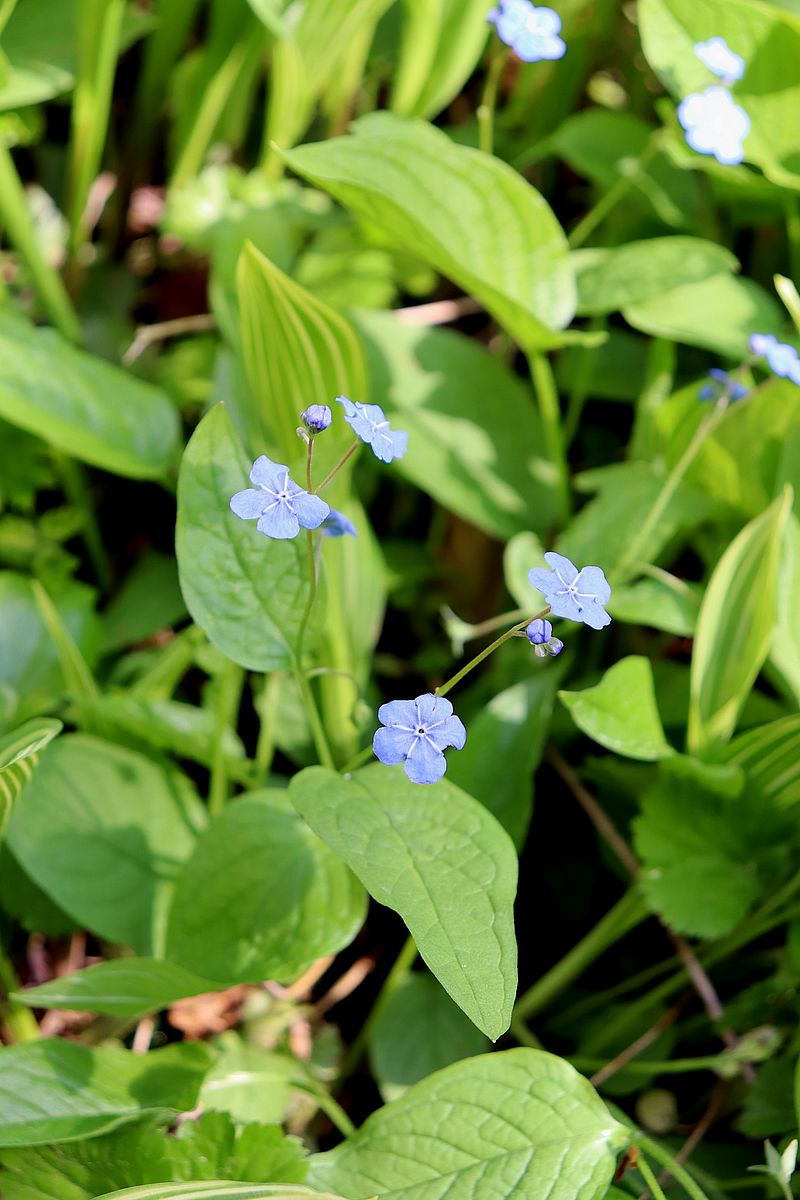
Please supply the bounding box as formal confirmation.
[293,664,336,769]
[340,743,374,774]
[638,1152,670,1200]
[435,608,550,698]
[527,351,570,519]
[635,1134,713,1200]
[208,657,244,818]
[477,49,507,156]
[315,439,361,493]
[568,132,663,249]
[305,435,314,492]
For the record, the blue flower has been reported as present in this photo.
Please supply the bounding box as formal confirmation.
[373,693,466,785]
[698,367,748,402]
[749,333,800,385]
[301,404,332,434]
[525,617,563,656]
[488,0,566,62]
[528,552,611,630]
[322,509,357,538]
[694,37,744,83]
[230,455,329,540]
[677,87,749,166]
[336,395,408,464]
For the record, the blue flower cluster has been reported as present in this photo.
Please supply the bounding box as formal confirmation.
[750,333,800,387]
[487,0,566,62]
[374,554,611,783]
[677,37,749,166]
[698,367,748,403]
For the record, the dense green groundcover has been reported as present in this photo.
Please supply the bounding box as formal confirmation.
[0,0,799,1198]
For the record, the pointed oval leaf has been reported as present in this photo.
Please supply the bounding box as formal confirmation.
[289,764,518,1041]
[176,404,317,672]
[559,657,675,761]
[0,311,179,478]
[308,1049,629,1200]
[166,791,366,983]
[284,115,575,349]
[12,958,222,1020]
[689,488,793,753]
[6,734,205,954]
[96,1187,345,1200]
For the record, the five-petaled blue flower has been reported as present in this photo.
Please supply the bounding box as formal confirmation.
[322,509,357,538]
[677,86,749,166]
[230,456,329,540]
[336,395,408,464]
[301,404,332,434]
[373,694,466,785]
[750,333,800,386]
[694,37,744,82]
[698,367,748,402]
[488,0,566,61]
[529,552,611,630]
[526,617,564,657]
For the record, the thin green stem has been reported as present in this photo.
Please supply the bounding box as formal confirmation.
[564,317,606,445]
[572,1053,726,1076]
[335,934,418,1092]
[611,396,730,586]
[638,1153,670,1200]
[315,440,361,494]
[636,1134,713,1200]
[568,134,662,249]
[339,743,374,775]
[477,50,507,156]
[290,1075,356,1138]
[0,143,80,340]
[528,351,569,518]
[513,887,648,1021]
[0,944,39,1042]
[52,450,111,589]
[293,665,336,769]
[208,658,244,818]
[435,608,550,699]
[295,530,318,662]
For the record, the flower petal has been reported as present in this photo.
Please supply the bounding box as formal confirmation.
[291,491,330,530]
[256,502,300,540]
[373,725,415,766]
[404,737,447,785]
[426,714,467,752]
[230,488,268,520]
[574,564,611,605]
[249,455,287,489]
[377,698,417,729]
[543,551,579,584]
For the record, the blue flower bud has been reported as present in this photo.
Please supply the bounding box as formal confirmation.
[526,618,553,645]
[301,404,332,434]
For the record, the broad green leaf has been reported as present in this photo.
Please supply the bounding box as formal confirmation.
[559,658,675,762]
[633,757,763,938]
[623,273,784,358]
[236,241,367,463]
[284,114,575,349]
[176,404,317,673]
[96,1187,341,1200]
[446,675,557,847]
[556,330,648,403]
[639,0,800,188]
[0,311,179,478]
[289,764,518,1040]
[0,571,99,724]
[0,1040,210,1147]
[308,1049,629,1200]
[199,1037,296,1126]
[355,311,561,539]
[608,574,701,635]
[504,530,547,608]
[100,552,187,653]
[689,489,792,752]
[574,237,737,316]
[369,973,489,1102]
[391,0,490,119]
[0,717,61,833]
[13,958,222,1020]
[166,791,366,983]
[7,734,205,955]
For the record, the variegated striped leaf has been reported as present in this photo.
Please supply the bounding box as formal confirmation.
[95,1184,346,1200]
[0,717,62,834]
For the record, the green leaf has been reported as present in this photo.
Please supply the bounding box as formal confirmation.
[608,574,701,635]
[96,1187,343,1200]
[100,552,187,653]
[284,114,575,349]
[633,756,762,938]
[504,530,547,608]
[0,717,62,833]
[289,764,518,1040]
[689,488,793,753]
[13,958,222,1020]
[6,734,205,955]
[166,791,366,983]
[770,511,800,704]
[574,237,737,316]
[369,973,489,1102]
[391,0,490,119]
[308,1049,628,1200]
[0,311,179,479]
[559,658,675,762]
[623,272,784,358]
[199,1037,297,1126]
[446,675,557,847]
[714,715,800,817]
[639,0,800,188]
[236,240,367,462]
[0,1040,210,1147]
[176,404,316,673]
[355,311,560,539]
